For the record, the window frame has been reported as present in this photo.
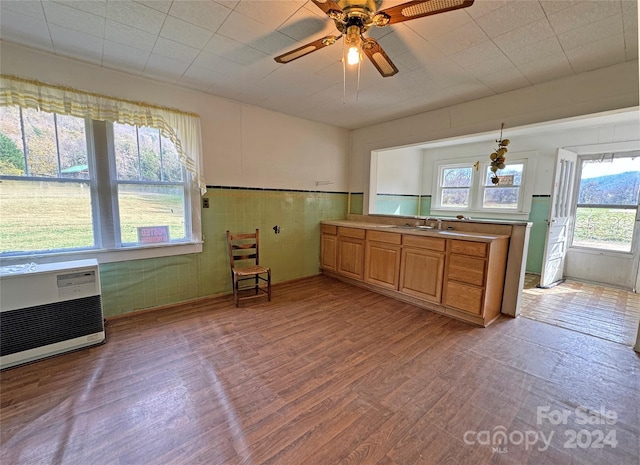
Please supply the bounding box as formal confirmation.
[0,110,202,264]
[432,152,536,219]
[569,153,640,254]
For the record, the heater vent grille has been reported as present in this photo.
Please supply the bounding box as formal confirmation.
[0,295,104,357]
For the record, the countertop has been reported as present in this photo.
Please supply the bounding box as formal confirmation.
[321,220,510,243]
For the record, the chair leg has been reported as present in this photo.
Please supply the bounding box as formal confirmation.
[233,273,239,307]
[267,269,271,301]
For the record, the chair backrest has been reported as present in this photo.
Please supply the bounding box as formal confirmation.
[226,229,261,269]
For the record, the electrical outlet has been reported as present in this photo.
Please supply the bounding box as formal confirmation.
[202,198,209,208]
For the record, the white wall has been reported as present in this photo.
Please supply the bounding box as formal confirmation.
[0,42,350,191]
[376,147,423,195]
[350,60,639,210]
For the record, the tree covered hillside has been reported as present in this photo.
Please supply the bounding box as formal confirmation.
[578,171,640,205]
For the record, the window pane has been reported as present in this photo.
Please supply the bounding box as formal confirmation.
[118,184,185,244]
[483,187,520,209]
[578,157,640,206]
[573,206,635,252]
[443,167,472,187]
[114,123,139,180]
[57,114,89,179]
[161,135,183,182]
[0,106,26,176]
[441,188,469,207]
[485,163,523,186]
[0,180,94,253]
[138,126,161,181]
[23,108,57,177]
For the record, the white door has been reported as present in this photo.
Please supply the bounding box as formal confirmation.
[539,148,578,288]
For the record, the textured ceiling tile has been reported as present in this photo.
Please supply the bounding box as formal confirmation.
[539,1,582,16]
[42,2,105,38]
[135,0,172,14]
[428,21,490,56]
[105,20,157,52]
[621,0,638,32]
[106,1,166,35]
[0,9,53,52]
[503,36,564,66]
[2,0,45,20]
[405,8,472,41]
[160,15,214,49]
[493,18,556,54]
[558,14,624,51]
[102,40,150,72]
[233,1,305,29]
[276,8,335,42]
[167,1,232,32]
[144,53,190,80]
[547,1,622,35]
[449,40,505,67]
[49,24,104,63]
[473,0,546,39]
[152,37,200,64]
[624,31,638,60]
[463,54,516,78]
[54,0,107,17]
[464,0,508,20]
[516,52,573,84]
[478,67,531,94]
[564,34,627,73]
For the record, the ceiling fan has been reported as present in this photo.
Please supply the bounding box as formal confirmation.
[275,0,474,77]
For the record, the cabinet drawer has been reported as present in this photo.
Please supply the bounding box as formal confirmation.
[321,224,337,235]
[338,227,366,239]
[448,254,486,286]
[444,281,484,315]
[450,240,487,257]
[402,235,446,251]
[367,230,401,245]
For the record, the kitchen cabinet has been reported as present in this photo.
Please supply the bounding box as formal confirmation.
[320,221,510,326]
[399,235,445,303]
[320,224,337,272]
[364,230,401,290]
[336,227,365,281]
[443,238,509,325]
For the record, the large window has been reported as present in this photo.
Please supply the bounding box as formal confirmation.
[434,157,531,215]
[0,106,197,259]
[571,154,640,252]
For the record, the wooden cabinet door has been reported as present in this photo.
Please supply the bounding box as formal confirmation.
[365,241,401,290]
[399,248,445,303]
[337,237,365,281]
[444,281,484,315]
[321,234,337,271]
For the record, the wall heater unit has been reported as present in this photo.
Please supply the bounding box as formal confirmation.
[0,259,105,370]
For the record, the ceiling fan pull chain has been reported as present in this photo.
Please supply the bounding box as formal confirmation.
[356,59,361,102]
[342,41,347,104]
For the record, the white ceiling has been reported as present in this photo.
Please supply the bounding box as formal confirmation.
[1,0,638,129]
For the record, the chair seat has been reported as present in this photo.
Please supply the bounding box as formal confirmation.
[233,265,270,276]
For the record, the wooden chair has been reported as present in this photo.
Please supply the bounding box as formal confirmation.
[226,229,271,307]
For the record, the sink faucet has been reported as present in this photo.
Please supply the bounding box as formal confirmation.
[425,218,442,229]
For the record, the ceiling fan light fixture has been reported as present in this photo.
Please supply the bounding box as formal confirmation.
[347,46,362,65]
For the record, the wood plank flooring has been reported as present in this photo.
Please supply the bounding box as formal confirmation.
[1,275,639,465]
[521,273,640,346]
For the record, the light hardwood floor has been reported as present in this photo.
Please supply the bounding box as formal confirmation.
[1,275,639,465]
[521,273,640,346]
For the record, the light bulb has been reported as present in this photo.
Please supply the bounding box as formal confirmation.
[347,46,360,65]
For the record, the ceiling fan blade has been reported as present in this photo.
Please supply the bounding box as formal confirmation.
[310,0,344,18]
[374,0,474,26]
[362,38,399,77]
[274,35,339,64]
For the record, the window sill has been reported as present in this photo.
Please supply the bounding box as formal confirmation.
[430,208,531,221]
[0,242,203,266]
